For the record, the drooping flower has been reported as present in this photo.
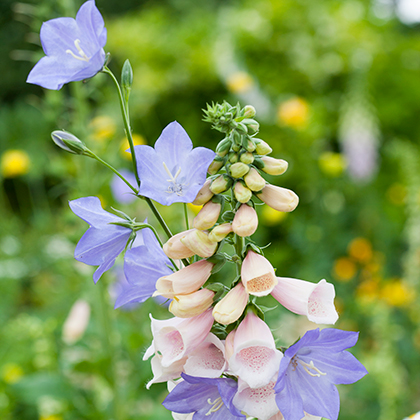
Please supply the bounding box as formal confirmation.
[169,289,215,318]
[27,0,107,90]
[274,328,368,420]
[163,373,245,419]
[134,121,215,206]
[69,196,132,283]
[115,225,174,308]
[212,283,248,325]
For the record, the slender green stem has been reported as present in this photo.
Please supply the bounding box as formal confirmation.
[183,203,190,230]
[145,197,173,238]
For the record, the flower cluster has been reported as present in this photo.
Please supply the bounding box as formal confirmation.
[27,3,368,419]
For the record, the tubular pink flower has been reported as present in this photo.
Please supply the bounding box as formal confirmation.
[261,157,288,176]
[180,229,218,258]
[225,329,236,363]
[212,283,248,325]
[229,311,283,389]
[146,354,187,389]
[208,223,233,242]
[257,184,299,212]
[183,333,227,378]
[163,229,196,259]
[149,310,214,368]
[271,278,338,324]
[169,289,215,318]
[241,251,278,297]
[232,204,258,238]
[154,259,214,299]
[193,201,221,230]
[192,179,214,205]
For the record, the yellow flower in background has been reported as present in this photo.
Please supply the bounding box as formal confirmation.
[261,205,287,225]
[1,363,24,384]
[120,134,146,159]
[318,152,347,177]
[1,150,30,178]
[277,97,309,128]
[348,237,373,264]
[386,183,406,206]
[380,279,415,307]
[187,203,202,215]
[40,415,63,420]
[226,72,254,94]
[89,115,117,142]
[333,257,357,282]
[356,278,380,303]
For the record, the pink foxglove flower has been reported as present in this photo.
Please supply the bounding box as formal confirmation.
[169,289,215,318]
[271,278,338,324]
[180,229,218,258]
[193,201,221,230]
[228,311,283,389]
[163,229,196,259]
[212,283,248,325]
[256,184,299,212]
[241,251,278,297]
[146,353,187,389]
[232,204,258,237]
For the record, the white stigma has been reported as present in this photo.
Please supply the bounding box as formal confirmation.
[205,397,224,416]
[162,161,185,196]
[66,39,90,62]
[297,359,327,378]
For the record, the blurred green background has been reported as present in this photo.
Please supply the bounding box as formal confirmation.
[1,0,420,419]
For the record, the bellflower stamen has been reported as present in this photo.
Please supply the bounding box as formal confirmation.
[66,39,90,62]
[205,396,224,415]
[297,358,327,377]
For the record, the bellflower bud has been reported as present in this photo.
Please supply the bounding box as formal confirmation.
[241,250,278,297]
[257,184,299,212]
[181,229,218,258]
[234,182,252,203]
[163,229,196,259]
[232,204,258,237]
[192,179,214,205]
[193,201,221,230]
[230,162,250,178]
[210,174,232,194]
[169,288,215,318]
[212,283,248,325]
[51,130,88,155]
[208,223,233,242]
[255,139,272,155]
[261,156,288,176]
[121,59,133,102]
[244,167,266,191]
[239,152,254,165]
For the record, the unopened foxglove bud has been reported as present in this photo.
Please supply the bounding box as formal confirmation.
[243,105,256,118]
[257,184,299,212]
[242,118,259,135]
[230,162,250,178]
[229,152,239,163]
[51,130,88,155]
[232,204,258,237]
[169,289,215,318]
[210,174,232,194]
[163,229,196,259]
[234,182,252,203]
[208,223,233,242]
[212,283,248,325]
[192,179,214,205]
[241,250,278,296]
[181,229,218,258]
[239,152,254,165]
[193,201,221,230]
[254,139,272,155]
[261,156,288,176]
[208,158,224,175]
[245,138,256,152]
[216,137,231,157]
[244,167,266,191]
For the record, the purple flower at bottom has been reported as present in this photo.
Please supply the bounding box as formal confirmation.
[163,374,245,420]
[27,0,107,90]
[274,328,368,420]
[134,121,216,206]
[69,196,132,283]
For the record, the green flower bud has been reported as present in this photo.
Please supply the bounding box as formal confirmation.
[261,156,288,176]
[242,119,259,135]
[51,130,88,155]
[240,152,254,165]
[208,158,224,175]
[216,137,232,157]
[243,105,256,118]
[210,174,232,194]
[230,162,250,178]
[229,152,239,164]
[245,138,256,152]
[121,59,133,102]
[255,139,272,155]
[232,143,240,152]
[236,123,248,134]
[234,182,253,203]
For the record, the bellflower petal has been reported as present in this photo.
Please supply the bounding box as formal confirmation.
[69,196,132,283]
[27,0,107,90]
[134,121,215,206]
[274,328,368,420]
[110,170,137,204]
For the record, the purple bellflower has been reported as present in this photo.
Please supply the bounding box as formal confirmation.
[133,121,216,206]
[110,170,137,204]
[163,373,246,420]
[27,0,107,90]
[274,328,368,420]
[69,196,132,283]
[115,224,174,308]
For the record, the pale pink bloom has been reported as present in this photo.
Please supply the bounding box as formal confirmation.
[183,333,226,378]
[244,167,266,191]
[169,288,215,318]
[163,229,196,259]
[229,311,283,388]
[271,278,338,324]
[212,283,248,325]
[181,229,218,258]
[148,310,214,367]
[192,179,213,205]
[232,204,258,237]
[225,329,236,363]
[154,259,214,299]
[193,201,221,230]
[62,299,90,344]
[234,182,253,203]
[268,413,284,420]
[267,412,322,420]
[208,223,233,242]
[146,353,187,389]
[257,184,299,212]
[241,251,278,297]
[233,378,279,420]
